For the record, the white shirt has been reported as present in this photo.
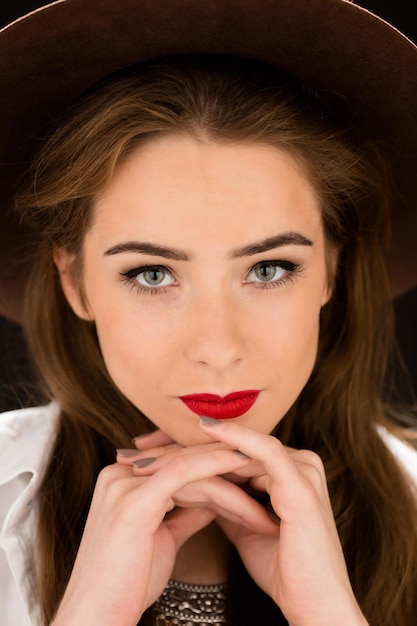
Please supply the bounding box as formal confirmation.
[1,403,417,626]
[0,404,59,626]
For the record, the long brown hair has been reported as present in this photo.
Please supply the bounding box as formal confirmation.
[15,55,417,625]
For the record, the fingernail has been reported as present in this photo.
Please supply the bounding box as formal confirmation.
[235,450,250,459]
[116,449,142,457]
[132,457,157,468]
[199,415,222,426]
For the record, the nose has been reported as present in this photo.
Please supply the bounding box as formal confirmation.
[184,290,245,372]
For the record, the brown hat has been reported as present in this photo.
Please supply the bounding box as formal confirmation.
[1,0,417,322]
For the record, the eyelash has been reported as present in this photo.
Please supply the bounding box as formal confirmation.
[120,265,174,296]
[245,260,302,290]
[120,260,302,295]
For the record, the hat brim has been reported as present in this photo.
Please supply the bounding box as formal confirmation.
[1,0,417,321]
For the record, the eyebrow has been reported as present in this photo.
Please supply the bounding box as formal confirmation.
[231,232,313,257]
[104,241,188,260]
[103,231,313,260]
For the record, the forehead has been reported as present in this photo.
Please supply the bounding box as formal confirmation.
[91,135,323,242]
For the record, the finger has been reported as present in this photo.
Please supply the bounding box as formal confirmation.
[117,438,232,466]
[172,475,279,534]
[85,463,150,520]
[118,446,277,533]
[116,443,181,466]
[199,418,298,483]
[128,442,264,478]
[130,448,254,531]
[198,418,325,521]
[132,429,176,449]
[248,453,332,520]
[216,515,280,550]
[163,506,218,549]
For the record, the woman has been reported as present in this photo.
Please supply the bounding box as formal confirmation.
[1,2,417,626]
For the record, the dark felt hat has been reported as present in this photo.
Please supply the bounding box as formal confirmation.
[1,0,417,321]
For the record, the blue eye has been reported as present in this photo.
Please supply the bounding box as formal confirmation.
[246,260,300,287]
[136,267,173,287]
[121,265,175,293]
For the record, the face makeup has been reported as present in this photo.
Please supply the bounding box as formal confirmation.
[61,136,332,446]
[179,390,260,419]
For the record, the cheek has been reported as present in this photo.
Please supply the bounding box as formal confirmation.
[93,301,177,390]
[257,290,323,388]
[291,311,321,373]
[272,311,320,370]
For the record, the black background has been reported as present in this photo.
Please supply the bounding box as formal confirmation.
[0,1,416,411]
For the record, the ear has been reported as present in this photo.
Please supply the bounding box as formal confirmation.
[321,245,339,306]
[53,247,93,321]
[321,283,333,307]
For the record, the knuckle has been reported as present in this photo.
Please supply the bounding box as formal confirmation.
[265,435,284,456]
[95,465,130,502]
[303,464,325,490]
[96,464,117,489]
[297,449,325,472]
[104,478,126,501]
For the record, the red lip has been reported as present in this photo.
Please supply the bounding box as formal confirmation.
[179,390,260,419]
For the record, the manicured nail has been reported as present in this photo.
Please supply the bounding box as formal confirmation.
[132,457,157,468]
[199,415,222,426]
[235,450,250,459]
[116,449,141,457]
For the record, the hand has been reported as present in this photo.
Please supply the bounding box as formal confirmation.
[199,418,368,626]
[128,422,368,626]
[51,434,273,626]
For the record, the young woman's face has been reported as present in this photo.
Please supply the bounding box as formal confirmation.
[58,135,333,445]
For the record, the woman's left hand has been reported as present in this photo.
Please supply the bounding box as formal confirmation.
[120,420,368,626]
[200,418,369,626]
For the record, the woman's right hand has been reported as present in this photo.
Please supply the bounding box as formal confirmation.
[50,440,274,626]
